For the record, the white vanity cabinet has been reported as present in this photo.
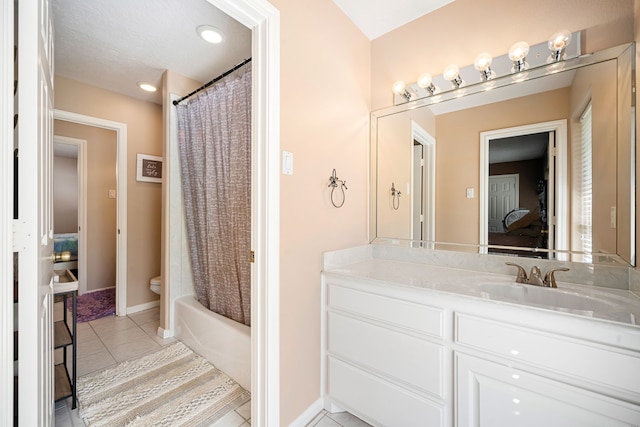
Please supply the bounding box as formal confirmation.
[322,269,640,427]
[323,277,450,426]
[455,314,640,426]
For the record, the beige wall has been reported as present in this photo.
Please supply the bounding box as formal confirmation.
[160,70,202,332]
[54,76,163,307]
[53,155,78,233]
[269,0,371,423]
[435,88,569,245]
[54,121,119,291]
[371,0,635,110]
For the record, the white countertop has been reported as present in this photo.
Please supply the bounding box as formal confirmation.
[324,258,640,326]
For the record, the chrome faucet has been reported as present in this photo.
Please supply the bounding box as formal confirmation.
[505,262,570,288]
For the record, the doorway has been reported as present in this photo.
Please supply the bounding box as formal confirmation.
[53,136,87,294]
[480,120,568,255]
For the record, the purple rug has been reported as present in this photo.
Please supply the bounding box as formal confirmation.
[72,288,116,323]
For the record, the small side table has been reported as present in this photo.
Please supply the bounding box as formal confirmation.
[53,269,78,409]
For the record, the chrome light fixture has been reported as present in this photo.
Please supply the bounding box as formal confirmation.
[392,80,414,101]
[443,64,463,88]
[417,73,438,95]
[474,52,495,81]
[508,41,529,72]
[547,30,572,62]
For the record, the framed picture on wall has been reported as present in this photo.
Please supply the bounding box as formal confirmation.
[136,153,163,183]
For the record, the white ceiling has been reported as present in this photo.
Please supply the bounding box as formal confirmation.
[52,0,450,105]
[52,0,252,105]
[331,0,454,40]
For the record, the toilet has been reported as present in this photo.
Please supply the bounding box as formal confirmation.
[150,276,161,295]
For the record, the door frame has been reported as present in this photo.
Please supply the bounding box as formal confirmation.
[411,121,436,241]
[206,1,281,425]
[1,1,15,422]
[54,110,128,315]
[53,136,88,294]
[479,120,568,253]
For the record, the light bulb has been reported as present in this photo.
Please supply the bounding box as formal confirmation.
[508,42,529,61]
[548,30,572,62]
[474,53,492,71]
[443,64,463,88]
[391,80,413,101]
[548,30,572,51]
[392,80,407,95]
[474,53,495,81]
[509,41,529,73]
[443,64,459,81]
[417,73,438,95]
[197,25,224,44]
[137,82,157,92]
[417,73,433,88]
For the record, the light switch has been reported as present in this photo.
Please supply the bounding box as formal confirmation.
[611,206,616,228]
[282,151,293,175]
[466,188,474,198]
[108,189,116,199]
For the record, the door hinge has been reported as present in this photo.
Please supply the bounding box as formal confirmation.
[12,219,29,252]
[250,251,255,263]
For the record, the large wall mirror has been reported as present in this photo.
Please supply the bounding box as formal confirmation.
[371,42,635,266]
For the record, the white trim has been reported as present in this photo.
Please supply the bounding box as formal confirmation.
[0,1,14,423]
[479,120,568,254]
[53,110,129,316]
[126,299,160,314]
[287,398,324,427]
[411,121,436,241]
[205,1,280,426]
[53,135,88,295]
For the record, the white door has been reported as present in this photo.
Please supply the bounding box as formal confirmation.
[412,144,424,240]
[547,131,556,254]
[17,0,55,425]
[488,174,519,232]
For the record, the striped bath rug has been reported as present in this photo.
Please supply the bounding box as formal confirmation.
[76,341,250,426]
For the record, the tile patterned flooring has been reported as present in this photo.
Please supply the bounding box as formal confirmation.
[53,304,370,427]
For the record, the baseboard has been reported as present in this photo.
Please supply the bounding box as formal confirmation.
[82,285,116,294]
[126,300,160,314]
[156,325,173,339]
[287,397,324,427]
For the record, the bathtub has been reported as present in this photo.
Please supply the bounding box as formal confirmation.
[174,295,251,392]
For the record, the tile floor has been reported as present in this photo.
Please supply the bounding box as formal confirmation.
[53,306,251,426]
[53,304,370,427]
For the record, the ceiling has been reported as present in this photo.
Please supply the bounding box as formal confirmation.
[52,0,252,105]
[332,0,454,40]
[52,0,452,105]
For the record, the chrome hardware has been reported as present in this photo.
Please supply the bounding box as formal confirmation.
[544,268,570,288]
[505,262,528,283]
[505,263,570,288]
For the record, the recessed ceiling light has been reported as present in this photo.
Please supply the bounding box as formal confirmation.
[137,82,157,92]
[197,25,224,44]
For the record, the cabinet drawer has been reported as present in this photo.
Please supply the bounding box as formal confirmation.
[456,353,640,427]
[327,283,443,338]
[455,314,640,396]
[329,312,443,397]
[328,357,445,427]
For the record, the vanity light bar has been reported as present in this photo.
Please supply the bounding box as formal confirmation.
[392,31,580,105]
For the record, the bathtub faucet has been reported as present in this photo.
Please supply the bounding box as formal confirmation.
[505,262,570,288]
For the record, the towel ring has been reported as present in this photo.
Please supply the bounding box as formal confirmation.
[328,169,348,208]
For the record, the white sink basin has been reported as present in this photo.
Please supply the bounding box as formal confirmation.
[472,282,640,324]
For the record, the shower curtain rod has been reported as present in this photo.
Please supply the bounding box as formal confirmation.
[172,57,252,105]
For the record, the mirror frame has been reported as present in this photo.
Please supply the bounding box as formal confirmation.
[370,42,636,266]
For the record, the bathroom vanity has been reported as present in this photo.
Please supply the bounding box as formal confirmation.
[321,245,640,426]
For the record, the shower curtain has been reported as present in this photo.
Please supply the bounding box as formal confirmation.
[176,64,251,326]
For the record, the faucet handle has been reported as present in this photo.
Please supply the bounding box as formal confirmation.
[505,262,528,283]
[544,268,570,288]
